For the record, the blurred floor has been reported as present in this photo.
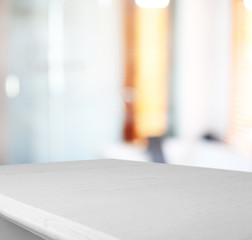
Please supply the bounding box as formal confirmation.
[102,139,252,172]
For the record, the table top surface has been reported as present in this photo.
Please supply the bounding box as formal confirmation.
[0,159,252,240]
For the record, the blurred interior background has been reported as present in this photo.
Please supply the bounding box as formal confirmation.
[0,0,252,171]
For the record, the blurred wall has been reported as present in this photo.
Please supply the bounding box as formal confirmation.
[7,0,49,164]
[3,0,125,164]
[0,0,9,163]
[173,0,232,140]
[63,0,125,160]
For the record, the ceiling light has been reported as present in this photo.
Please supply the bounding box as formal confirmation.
[244,0,252,10]
[135,0,170,8]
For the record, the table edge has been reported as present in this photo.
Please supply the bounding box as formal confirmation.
[0,194,120,240]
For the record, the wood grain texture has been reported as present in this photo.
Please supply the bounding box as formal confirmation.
[0,159,252,240]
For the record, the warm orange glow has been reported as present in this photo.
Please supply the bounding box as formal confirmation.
[134,7,168,138]
[227,0,252,156]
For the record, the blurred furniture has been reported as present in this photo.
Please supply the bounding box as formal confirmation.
[163,138,252,171]
[147,137,166,163]
[0,159,252,240]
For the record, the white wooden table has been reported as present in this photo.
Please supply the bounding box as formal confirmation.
[0,159,251,240]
